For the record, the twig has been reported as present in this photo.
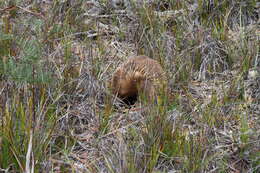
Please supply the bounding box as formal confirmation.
[0,5,16,12]
[98,118,143,139]
[16,5,45,19]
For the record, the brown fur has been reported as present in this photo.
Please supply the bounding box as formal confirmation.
[110,55,167,104]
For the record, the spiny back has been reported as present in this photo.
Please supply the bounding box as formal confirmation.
[111,55,167,104]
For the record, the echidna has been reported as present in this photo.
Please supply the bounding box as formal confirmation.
[111,55,167,105]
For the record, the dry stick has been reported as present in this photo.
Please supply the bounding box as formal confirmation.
[83,10,127,18]
[98,118,144,139]
[0,5,45,19]
[16,6,46,19]
[0,5,16,12]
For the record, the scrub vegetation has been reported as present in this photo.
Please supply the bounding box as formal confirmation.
[0,0,259,172]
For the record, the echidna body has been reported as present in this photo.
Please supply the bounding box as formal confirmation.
[111,55,167,104]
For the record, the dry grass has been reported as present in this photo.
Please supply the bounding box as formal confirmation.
[0,0,259,173]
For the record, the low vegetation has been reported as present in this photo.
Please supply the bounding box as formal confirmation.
[0,0,259,172]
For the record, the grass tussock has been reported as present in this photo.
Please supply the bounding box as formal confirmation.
[0,0,259,173]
